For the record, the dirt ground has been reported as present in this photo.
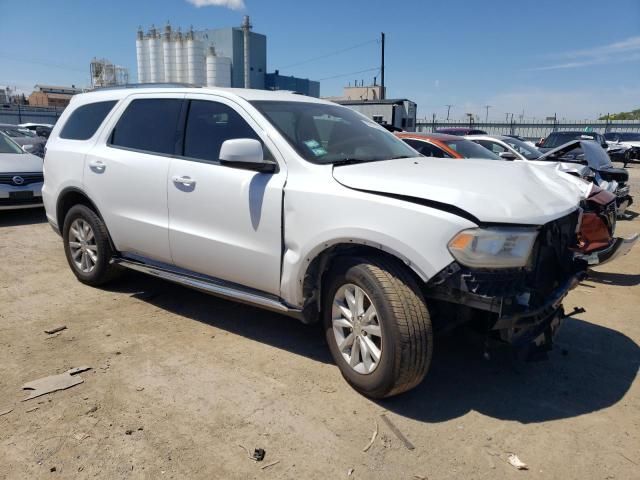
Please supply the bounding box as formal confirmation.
[1,166,639,480]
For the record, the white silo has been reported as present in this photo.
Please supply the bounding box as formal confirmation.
[174,30,186,83]
[162,23,175,82]
[148,25,165,83]
[186,27,205,85]
[206,47,232,88]
[136,27,147,83]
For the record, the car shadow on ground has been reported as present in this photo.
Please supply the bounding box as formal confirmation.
[0,208,47,227]
[106,271,639,425]
[586,270,640,287]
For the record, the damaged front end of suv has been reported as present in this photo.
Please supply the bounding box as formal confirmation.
[424,210,589,359]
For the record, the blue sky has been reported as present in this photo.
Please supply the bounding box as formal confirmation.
[0,0,639,120]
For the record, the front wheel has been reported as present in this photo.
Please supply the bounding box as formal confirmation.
[323,256,433,398]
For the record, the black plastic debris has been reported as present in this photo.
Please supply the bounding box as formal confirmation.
[252,448,266,462]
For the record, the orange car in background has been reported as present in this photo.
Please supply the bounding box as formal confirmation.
[395,132,499,160]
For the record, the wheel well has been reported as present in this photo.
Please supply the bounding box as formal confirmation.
[56,189,100,229]
[301,243,423,323]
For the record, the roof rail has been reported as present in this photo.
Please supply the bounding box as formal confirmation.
[88,83,202,92]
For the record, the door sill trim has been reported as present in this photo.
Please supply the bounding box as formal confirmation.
[113,257,303,319]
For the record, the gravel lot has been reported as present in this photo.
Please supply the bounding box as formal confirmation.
[1,165,638,480]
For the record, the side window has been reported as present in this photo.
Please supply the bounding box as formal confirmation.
[404,139,448,158]
[109,98,183,155]
[59,101,117,140]
[183,100,269,162]
[476,140,506,154]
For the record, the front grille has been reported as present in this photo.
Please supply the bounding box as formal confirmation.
[527,210,581,301]
[0,197,42,207]
[0,173,43,186]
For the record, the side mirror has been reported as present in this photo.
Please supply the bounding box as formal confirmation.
[22,144,33,152]
[499,151,517,160]
[219,138,276,173]
[534,141,542,147]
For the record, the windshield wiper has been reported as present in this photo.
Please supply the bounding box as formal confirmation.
[331,158,376,166]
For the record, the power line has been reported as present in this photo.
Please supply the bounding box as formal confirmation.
[0,53,86,74]
[277,38,378,70]
[317,67,379,82]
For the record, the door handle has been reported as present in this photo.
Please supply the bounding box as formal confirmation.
[172,175,196,187]
[88,160,106,172]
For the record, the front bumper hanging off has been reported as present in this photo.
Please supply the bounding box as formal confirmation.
[426,262,587,355]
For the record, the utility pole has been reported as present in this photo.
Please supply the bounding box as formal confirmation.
[483,105,491,123]
[445,104,453,121]
[242,15,252,89]
[380,32,385,100]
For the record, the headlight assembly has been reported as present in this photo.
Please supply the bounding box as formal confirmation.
[448,228,538,269]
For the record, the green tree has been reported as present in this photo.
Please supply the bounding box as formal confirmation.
[599,109,640,120]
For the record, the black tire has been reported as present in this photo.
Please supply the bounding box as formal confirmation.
[323,256,433,398]
[62,204,120,286]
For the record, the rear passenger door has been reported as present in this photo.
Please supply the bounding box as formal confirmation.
[84,94,185,264]
[167,95,285,295]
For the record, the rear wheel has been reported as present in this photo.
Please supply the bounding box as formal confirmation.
[62,204,120,286]
[323,256,433,398]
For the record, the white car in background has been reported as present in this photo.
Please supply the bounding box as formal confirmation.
[0,132,44,210]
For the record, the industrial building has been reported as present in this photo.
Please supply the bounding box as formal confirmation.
[336,98,417,132]
[135,17,320,97]
[326,83,417,132]
[90,58,130,88]
[27,84,83,107]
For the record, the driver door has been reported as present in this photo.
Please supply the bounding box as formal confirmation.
[167,95,285,295]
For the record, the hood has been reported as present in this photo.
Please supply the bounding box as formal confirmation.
[0,152,43,173]
[332,157,583,225]
[537,140,612,170]
[609,140,640,149]
[527,159,591,179]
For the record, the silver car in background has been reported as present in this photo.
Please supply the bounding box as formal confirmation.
[0,123,47,157]
[0,132,44,210]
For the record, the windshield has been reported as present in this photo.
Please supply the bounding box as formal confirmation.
[544,132,598,148]
[443,139,500,159]
[503,137,542,160]
[0,132,24,154]
[251,101,418,164]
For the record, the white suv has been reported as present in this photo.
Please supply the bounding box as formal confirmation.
[43,86,589,398]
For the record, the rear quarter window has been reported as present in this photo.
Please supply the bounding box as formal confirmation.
[109,98,183,156]
[59,101,117,140]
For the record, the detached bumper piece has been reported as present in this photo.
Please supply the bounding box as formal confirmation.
[579,233,639,266]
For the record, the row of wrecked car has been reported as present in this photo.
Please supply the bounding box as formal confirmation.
[395,130,638,269]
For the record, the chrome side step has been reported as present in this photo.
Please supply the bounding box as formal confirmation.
[113,257,303,319]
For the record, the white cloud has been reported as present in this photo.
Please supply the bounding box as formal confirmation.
[185,0,245,9]
[531,36,640,71]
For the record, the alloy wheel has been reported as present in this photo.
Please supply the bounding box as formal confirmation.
[332,283,383,374]
[68,218,98,273]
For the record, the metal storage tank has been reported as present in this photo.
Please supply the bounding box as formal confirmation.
[148,26,164,83]
[186,28,205,85]
[162,24,175,82]
[174,30,186,83]
[206,47,232,87]
[136,27,147,83]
